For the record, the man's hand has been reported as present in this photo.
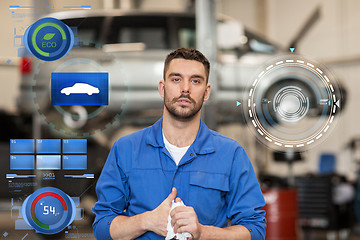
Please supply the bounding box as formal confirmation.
[143,187,177,237]
[170,197,203,240]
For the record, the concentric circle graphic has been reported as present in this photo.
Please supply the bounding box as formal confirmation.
[273,86,309,122]
[22,187,76,235]
[244,54,342,150]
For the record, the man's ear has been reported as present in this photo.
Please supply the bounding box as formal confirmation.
[203,83,211,102]
[158,80,165,98]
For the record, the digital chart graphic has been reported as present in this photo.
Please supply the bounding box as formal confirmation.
[9,139,87,171]
[21,187,76,235]
[244,55,342,150]
[24,17,74,61]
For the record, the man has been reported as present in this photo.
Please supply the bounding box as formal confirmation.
[93,48,266,240]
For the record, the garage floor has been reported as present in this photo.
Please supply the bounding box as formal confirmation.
[1,208,360,240]
[302,229,360,240]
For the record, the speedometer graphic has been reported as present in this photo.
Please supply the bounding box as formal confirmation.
[244,55,342,150]
[22,187,76,234]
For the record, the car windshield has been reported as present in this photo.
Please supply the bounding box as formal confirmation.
[61,15,196,49]
[60,14,275,52]
[62,17,105,48]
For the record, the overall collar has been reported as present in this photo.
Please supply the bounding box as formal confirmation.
[146,117,215,155]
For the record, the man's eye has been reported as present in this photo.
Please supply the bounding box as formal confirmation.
[192,79,200,84]
[172,78,180,82]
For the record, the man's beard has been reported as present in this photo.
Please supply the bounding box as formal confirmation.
[164,91,205,121]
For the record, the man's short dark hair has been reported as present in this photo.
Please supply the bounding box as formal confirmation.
[163,48,210,83]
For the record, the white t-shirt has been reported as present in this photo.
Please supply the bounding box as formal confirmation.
[163,132,190,165]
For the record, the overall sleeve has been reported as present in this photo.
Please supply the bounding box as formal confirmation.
[92,142,130,240]
[225,147,266,240]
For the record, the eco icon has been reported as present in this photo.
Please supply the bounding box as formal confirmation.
[24,17,74,61]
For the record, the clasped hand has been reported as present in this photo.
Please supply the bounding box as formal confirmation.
[145,188,202,240]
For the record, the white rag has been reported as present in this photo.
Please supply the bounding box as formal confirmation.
[165,200,192,240]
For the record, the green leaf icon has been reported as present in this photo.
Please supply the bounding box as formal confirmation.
[43,33,55,40]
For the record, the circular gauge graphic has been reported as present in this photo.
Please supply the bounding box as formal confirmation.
[244,54,342,150]
[24,17,74,61]
[22,187,76,235]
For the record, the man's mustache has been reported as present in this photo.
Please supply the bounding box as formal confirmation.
[171,94,196,104]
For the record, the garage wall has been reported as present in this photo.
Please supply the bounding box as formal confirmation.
[218,0,260,33]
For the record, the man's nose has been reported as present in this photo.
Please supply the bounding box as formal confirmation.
[181,80,190,94]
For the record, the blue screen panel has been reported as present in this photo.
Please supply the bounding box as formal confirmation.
[36,155,61,170]
[36,139,61,153]
[63,155,87,170]
[10,139,34,153]
[51,72,108,106]
[63,139,87,153]
[10,155,34,170]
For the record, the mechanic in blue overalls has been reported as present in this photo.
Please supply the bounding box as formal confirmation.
[92,48,266,240]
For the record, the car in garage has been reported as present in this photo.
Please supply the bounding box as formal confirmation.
[17,9,280,131]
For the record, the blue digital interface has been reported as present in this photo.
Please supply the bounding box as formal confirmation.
[34,196,64,225]
[51,72,108,105]
[24,17,74,61]
[10,139,88,171]
[63,155,87,170]
[36,139,61,153]
[10,155,35,170]
[21,187,76,235]
[36,155,61,170]
[10,139,34,153]
[62,139,87,153]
